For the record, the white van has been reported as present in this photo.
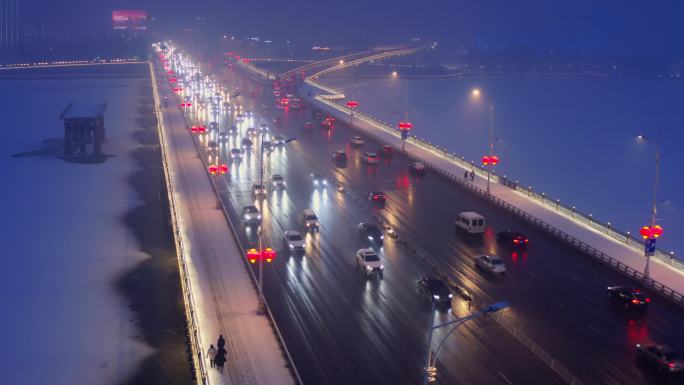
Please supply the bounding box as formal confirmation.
[455,212,485,234]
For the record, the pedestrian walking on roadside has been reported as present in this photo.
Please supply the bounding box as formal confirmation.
[464,170,468,181]
[217,334,226,350]
[207,345,217,368]
[470,170,475,182]
[214,346,228,373]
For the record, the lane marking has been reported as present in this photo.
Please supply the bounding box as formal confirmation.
[498,371,513,385]
[586,323,601,334]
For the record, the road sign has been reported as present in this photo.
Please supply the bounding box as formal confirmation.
[401,131,409,140]
[645,238,656,255]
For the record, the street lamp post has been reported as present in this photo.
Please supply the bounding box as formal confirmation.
[422,300,510,384]
[471,89,497,194]
[641,129,663,278]
[256,133,296,314]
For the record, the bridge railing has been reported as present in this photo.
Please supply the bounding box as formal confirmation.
[308,78,682,272]
[308,81,684,308]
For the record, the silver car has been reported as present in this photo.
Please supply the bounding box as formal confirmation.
[475,255,506,274]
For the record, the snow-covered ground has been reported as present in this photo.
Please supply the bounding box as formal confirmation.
[0,69,152,384]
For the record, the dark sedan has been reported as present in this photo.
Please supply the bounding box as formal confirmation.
[417,276,453,304]
[496,230,529,248]
[607,286,651,310]
[636,344,682,373]
[358,222,384,245]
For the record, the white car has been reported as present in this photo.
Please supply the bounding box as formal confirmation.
[475,255,506,274]
[356,248,384,276]
[350,136,364,146]
[283,230,305,251]
[272,174,286,189]
[230,148,243,159]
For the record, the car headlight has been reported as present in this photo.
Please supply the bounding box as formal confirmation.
[314,180,318,185]
[368,236,373,240]
[257,215,262,219]
[448,294,453,298]
[380,235,384,239]
[289,244,294,249]
[365,265,373,271]
[433,294,440,300]
[244,214,249,219]
[323,180,327,185]
[306,223,311,227]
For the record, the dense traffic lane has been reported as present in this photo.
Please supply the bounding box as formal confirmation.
[206,116,563,385]
[265,103,684,385]
[217,67,684,385]
[180,68,568,384]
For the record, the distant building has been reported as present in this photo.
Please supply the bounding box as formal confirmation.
[0,0,20,49]
[112,10,147,31]
[60,102,107,156]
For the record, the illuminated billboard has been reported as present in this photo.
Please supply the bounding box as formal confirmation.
[112,10,147,30]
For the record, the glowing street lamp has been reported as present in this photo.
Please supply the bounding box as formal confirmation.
[471,88,496,194]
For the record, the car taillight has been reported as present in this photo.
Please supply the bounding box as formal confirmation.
[668,362,675,368]
[524,238,529,243]
[513,239,519,244]
[645,298,651,303]
[632,299,640,305]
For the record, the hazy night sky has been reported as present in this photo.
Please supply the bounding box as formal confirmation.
[24,0,684,55]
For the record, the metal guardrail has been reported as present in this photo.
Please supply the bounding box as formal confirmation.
[307,82,684,309]
[169,57,304,384]
[149,62,209,385]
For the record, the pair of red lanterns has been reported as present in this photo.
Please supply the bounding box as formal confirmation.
[346,100,359,109]
[247,248,277,264]
[639,225,663,239]
[397,121,413,131]
[481,155,500,166]
[207,164,228,175]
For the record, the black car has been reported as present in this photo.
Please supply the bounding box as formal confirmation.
[332,150,347,162]
[311,173,327,188]
[607,286,651,310]
[358,223,384,245]
[636,344,683,373]
[417,276,453,304]
[496,230,529,248]
[380,144,394,157]
[367,191,386,204]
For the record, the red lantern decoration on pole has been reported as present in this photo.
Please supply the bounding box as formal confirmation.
[262,247,277,263]
[640,225,664,239]
[346,100,359,126]
[219,164,228,174]
[398,121,413,150]
[246,248,260,264]
[208,164,218,175]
